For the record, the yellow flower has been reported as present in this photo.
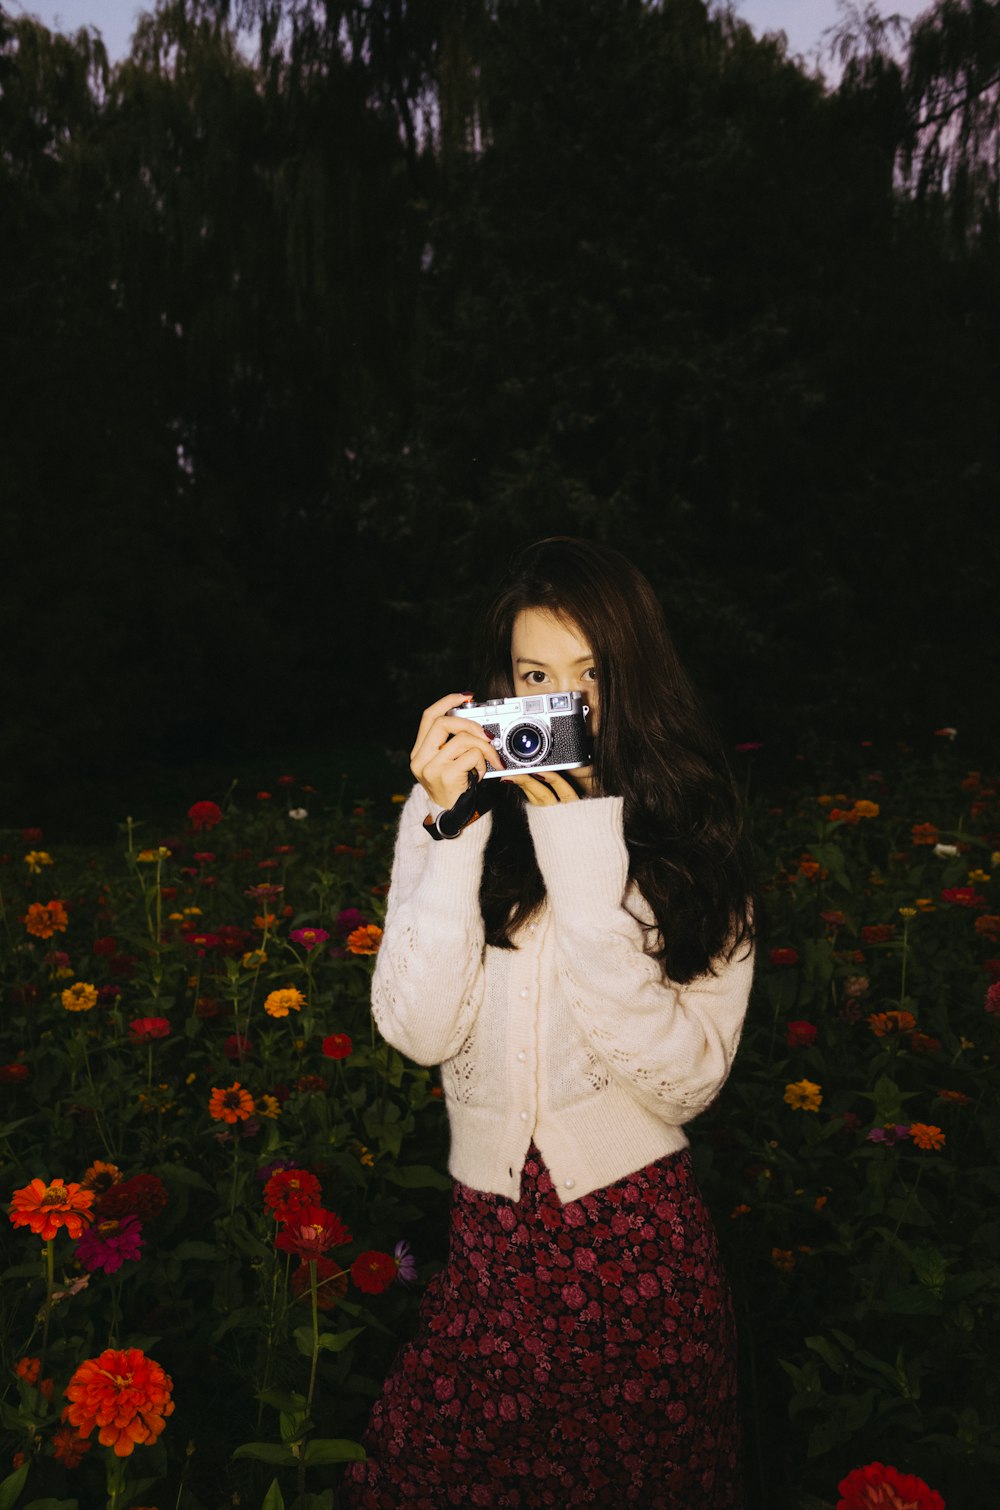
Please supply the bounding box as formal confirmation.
[242,950,268,969]
[784,1079,823,1112]
[968,869,991,885]
[61,982,98,1013]
[816,795,833,807]
[137,847,171,863]
[24,850,54,874]
[991,851,1000,868]
[168,912,185,922]
[258,1094,281,1119]
[264,987,305,1019]
[391,794,408,804]
[960,1036,975,1051]
[353,1143,376,1168]
[898,906,917,919]
[182,906,203,917]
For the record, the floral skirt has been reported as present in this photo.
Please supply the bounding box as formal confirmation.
[338,1143,741,1508]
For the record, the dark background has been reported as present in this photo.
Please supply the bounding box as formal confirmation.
[3,0,998,843]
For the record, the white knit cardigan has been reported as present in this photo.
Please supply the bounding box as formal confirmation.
[371,784,755,1204]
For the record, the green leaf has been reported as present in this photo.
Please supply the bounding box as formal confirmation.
[382,1164,453,1190]
[157,1165,214,1191]
[0,1464,30,1510]
[293,1325,365,1355]
[173,1240,221,1262]
[24,1501,79,1510]
[303,1438,367,1465]
[804,1335,848,1375]
[261,1480,285,1510]
[257,1389,308,1414]
[232,1443,298,1466]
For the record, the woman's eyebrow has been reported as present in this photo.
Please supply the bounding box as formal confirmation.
[515,655,592,666]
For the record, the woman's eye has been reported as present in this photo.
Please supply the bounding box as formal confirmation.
[525,671,546,685]
[584,668,597,682]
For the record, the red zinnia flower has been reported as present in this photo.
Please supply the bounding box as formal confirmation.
[786,1021,817,1047]
[128,1017,171,1042]
[275,1204,352,1260]
[769,947,798,967]
[0,1062,29,1083]
[860,924,896,945]
[837,1460,944,1510]
[92,936,118,956]
[52,1424,92,1467]
[94,1174,168,1223]
[351,1250,397,1295]
[187,800,223,832]
[941,886,986,909]
[9,1178,95,1240]
[290,1255,349,1310]
[62,1347,174,1457]
[263,1168,322,1221]
[322,1033,353,1060]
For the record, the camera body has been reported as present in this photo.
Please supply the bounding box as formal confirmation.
[453,691,592,779]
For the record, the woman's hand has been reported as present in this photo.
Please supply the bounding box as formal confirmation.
[410,693,503,810]
[502,767,593,805]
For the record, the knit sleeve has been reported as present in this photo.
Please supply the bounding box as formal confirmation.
[370,784,491,1066]
[526,797,754,1123]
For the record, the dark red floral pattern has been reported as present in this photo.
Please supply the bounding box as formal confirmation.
[338,1144,741,1507]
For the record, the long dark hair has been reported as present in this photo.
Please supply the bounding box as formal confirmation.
[476,537,757,984]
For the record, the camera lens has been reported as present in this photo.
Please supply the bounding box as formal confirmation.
[506,722,549,765]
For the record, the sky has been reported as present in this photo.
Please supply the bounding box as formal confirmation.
[10,1,934,72]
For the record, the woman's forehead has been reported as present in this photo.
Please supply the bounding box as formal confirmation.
[510,607,591,662]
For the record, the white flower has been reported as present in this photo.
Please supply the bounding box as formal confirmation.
[934,727,958,740]
[288,807,308,821]
[934,843,959,858]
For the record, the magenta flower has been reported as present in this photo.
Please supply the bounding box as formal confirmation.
[335,908,367,936]
[985,981,1000,1016]
[394,1239,418,1285]
[289,927,330,952]
[866,1125,911,1146]
[75,1215,144,1274]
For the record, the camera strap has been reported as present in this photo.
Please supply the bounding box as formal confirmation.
[422,771,491,841]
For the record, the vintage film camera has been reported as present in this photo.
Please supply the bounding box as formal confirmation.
[453,691,592,778]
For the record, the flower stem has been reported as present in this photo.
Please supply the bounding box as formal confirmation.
[39,1238,55,1378]
[105,1446,127,1510]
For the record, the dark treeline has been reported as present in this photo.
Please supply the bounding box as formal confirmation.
[2,0,999,836]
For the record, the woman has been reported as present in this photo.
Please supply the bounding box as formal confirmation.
[339,537,757,1508]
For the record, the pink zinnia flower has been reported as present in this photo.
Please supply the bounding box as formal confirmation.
[985,981,1000,1016]
[290,927,330,952]
[75,1215,144,1274]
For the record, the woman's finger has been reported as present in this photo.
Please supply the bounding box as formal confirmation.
[410,694,476,761]
[411,714,498,777]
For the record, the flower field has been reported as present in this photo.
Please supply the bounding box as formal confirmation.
[1,743,997,1509]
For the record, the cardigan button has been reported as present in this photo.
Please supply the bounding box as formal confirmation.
[564,1177,576,1189]
[520,1110,529,1120]
[519,987,529,999]
[516,1051,526,1062]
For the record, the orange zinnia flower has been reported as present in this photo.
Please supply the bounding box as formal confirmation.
[910,1123,946,1151]
[868,1010,917,1038]
[62,1347,174,1457]
[9,1178,95,1240]
[263,986,305,1018]
[911,823,939,846]
[346,925,383,955]
[81,1160,124,1193]
[23,900,69,938]
[208,1083,255,1123]
[852,800,880,819]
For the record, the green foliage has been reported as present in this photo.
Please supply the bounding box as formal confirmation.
[2,1,1000,838]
